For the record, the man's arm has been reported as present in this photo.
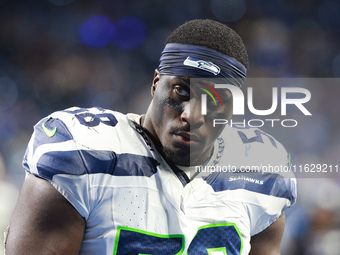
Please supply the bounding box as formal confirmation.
[5,174,86,255]
[249,213,285,255]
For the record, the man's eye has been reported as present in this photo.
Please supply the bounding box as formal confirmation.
[174,86,189,97]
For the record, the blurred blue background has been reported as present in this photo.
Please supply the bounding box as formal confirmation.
[1,0,340,254]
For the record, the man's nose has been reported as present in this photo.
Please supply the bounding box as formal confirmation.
[180,99,204,128]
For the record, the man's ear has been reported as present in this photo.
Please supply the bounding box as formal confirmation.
[151,69,160,97]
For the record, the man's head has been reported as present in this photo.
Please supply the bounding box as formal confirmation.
[166,19,248,69]
[142,19,248,166]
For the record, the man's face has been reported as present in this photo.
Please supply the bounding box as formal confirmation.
[146,72,233,166]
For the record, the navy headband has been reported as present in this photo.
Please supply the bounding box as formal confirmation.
[158,43,247,88]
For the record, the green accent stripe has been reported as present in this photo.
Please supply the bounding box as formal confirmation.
[199,88,217,106]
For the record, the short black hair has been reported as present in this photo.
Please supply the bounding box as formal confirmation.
[166,19,249,69]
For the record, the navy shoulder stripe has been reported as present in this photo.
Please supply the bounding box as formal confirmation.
[114,154,159,177]
[203,172,296,203]
[30,149,158,180]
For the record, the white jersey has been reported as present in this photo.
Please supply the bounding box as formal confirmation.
[23,107,296,255]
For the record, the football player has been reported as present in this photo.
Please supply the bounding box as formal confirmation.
[5,19,296,254]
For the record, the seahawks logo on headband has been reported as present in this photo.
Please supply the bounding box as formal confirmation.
[183,56,221,75]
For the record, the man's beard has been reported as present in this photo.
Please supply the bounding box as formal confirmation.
[162,146,200,167]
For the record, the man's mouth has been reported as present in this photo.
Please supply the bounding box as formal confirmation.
[173,132,201,147]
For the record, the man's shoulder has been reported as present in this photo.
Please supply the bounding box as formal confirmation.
[37,107,133,148]
[47,106,127,129]
[225,124,286,149]
[219,124,289,168]
[207,125,297,214]
[23,107,149,179]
